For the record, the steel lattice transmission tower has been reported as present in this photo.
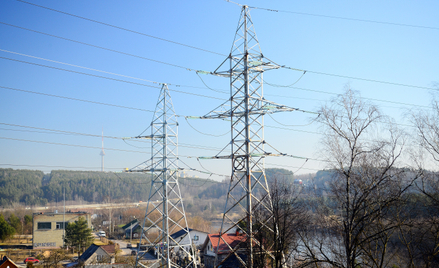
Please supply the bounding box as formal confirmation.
[127,84,196,268]
[198,5,299,268]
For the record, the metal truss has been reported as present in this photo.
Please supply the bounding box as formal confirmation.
[127,84,196,268]
[199,5,297,268]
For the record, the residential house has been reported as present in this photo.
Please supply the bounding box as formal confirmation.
[0,256,18,268]
[122,222,159,240]
[201,232,247,268]
[121,219,138,239]
[79,244,118,265]
[170,228,208,253]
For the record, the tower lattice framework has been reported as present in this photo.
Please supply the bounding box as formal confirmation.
[198,5,299,268]
[128,84,196,268]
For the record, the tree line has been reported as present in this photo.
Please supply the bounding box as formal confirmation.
[0,167,295,208]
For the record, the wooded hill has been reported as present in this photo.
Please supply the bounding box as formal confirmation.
[0,168,298,208]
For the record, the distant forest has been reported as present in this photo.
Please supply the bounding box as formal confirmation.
[0,167,300,208]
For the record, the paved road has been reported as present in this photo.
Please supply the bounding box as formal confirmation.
[112,239,131,256]
[111,238,157,261]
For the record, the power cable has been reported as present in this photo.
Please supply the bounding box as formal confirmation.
[280,66,437,91]
[2,22,435,97]
[0,136,148,154]
[0,22,200,71]
[264,70,306,88]
[265,162,320,172]
[0,122,121,139]
[246,4,439,31]
[268,113,320,127]
[184,117,230,137]
[0,57,226,101]
[196,71,228,94]
[111,171,152,185]
[0,122,225,152]
[15,0,227,57]
[0,163,124,170]
[1,48,160,85]
[0,85,155,113]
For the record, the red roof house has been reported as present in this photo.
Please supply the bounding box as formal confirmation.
[201,232,247,268]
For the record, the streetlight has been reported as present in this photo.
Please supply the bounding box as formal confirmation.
[130,216,136,245]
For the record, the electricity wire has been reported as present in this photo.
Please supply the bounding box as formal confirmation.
[0,136,148,154]
[264,70,306,88]
[247,4,439,31]
[0,22,200,72]
[0,163,123,170]
[184,117,230,137]
[196,72,228,94]
[0,48,160,85]
[280,65,437,91]
[268,113,320,127]
[0,122,225,152]
[0,57,226,101]
[2,22,435,98]
[0,85,155,113]
[2,21,436,94]
[15,1,227,57]
[111,171,153,185]
[0,122,122,139]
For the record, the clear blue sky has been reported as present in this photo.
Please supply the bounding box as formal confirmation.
[0,0,438,179]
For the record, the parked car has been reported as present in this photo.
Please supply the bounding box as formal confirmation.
[98,231,106,237]
[71,256,79,262]
[24,257,40,264]
[127,243,132,248]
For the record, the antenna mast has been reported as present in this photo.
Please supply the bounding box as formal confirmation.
[100,128,105,172]
[127,84,196,268]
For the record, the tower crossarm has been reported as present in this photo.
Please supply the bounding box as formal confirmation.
[188,99,301,120]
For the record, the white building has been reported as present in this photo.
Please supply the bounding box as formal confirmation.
[170,228,208,253]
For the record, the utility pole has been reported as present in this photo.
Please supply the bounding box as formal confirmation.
[196,5,299,267]
[100,128,105,172]
[127,84,196,268]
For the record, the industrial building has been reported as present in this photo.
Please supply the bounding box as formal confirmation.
[32,211,91,249]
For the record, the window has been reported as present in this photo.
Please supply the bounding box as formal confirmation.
[37,222,51,230]
[56,222,66,229]
[193,235,199,241]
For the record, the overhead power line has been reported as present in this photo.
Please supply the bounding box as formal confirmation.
[246,4,439,31]
[280,66,437,91]
[16,0,226,56]
[0,57,226,101]
[0,22,200,72]
[0,163,124,170]
[0,136,147,153]
[0,122,226,152]
[0,48,229,94]
[0,85,155,113]
[2,21,435,94]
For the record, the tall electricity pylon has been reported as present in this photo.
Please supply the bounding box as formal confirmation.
[198,5,299,268]
[127,84,196,268]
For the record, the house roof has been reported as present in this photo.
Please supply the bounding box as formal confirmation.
[204,233,247,254]
[121,219,138,230]
[170,227,193,240]
[80,244,100,262]
[0,256,18,268]
[80,244,116,262]
[100,244,116,254]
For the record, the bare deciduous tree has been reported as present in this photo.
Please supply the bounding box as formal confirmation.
[298,88,416,268]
